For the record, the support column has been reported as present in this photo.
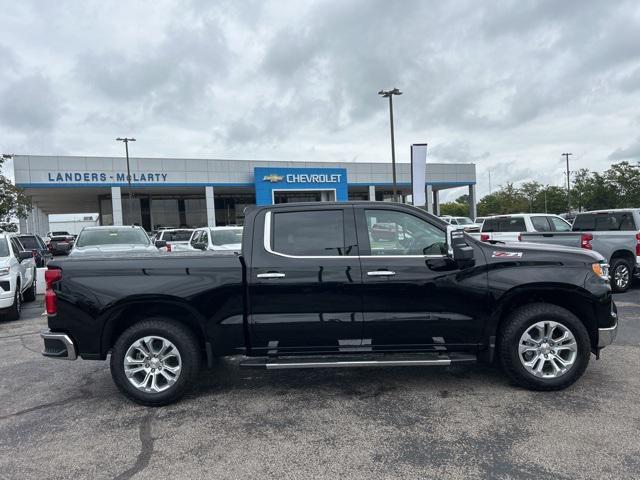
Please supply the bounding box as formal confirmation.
[39,209,50,236]
[468,184,477,220]
[206,186,216,227]
[425,185,433,213]
[19,218,28,233]
[434,190,440,216]
[111,187,123,226]
[368,185,376,201]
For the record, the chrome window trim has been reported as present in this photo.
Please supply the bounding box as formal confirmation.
[263,211,447,260]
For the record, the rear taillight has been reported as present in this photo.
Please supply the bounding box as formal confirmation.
[580,233,593,250]
[636,233,640,256]
[517,233,522,242]
[480,234,490,242]
[44,268,62,315]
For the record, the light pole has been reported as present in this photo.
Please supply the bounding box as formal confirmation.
[562,152,572,214]
[378,88,402,202]
[116,137,136,224]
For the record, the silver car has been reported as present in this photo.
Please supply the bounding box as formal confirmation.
[70,226,158,256]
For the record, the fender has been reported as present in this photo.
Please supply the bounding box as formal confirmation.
[99,294,209,359]
[483,282,600,358]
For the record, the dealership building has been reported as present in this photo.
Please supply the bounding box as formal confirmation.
[13,155,477,234]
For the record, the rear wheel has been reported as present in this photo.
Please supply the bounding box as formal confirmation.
[110,318,201,406]
[499,303,590,391]
[610,258,632,293]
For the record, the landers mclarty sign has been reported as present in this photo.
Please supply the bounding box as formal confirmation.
[47,172,168,183]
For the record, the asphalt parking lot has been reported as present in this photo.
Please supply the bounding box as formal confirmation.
[1,287,639,480]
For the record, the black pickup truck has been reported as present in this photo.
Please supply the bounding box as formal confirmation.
[41,202,618,406]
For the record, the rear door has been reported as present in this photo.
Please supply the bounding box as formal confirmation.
[248,206,363,354]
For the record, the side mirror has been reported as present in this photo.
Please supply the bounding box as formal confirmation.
[18,251,33,261]
[154,240,167,249]
[446,225,475,269]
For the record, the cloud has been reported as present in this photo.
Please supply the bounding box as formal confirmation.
[0,0,640,201]
[0,74,61,131]
[608,136,640,161]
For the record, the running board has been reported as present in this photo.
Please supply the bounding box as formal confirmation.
[240,353,476,370]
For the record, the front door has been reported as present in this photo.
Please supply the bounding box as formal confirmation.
[248,206,363,355]
[356,206,486,352]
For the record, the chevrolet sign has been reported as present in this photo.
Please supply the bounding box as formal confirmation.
[263,174,284,183]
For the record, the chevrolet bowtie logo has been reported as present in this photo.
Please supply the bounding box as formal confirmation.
[262,174,284,183]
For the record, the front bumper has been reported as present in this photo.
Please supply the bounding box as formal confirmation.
[41,330,77,360]
[598,309,618,348]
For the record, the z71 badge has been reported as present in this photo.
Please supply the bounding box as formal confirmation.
[492,251,523,258]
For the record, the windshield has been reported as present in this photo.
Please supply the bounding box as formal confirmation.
[455,217,474,225]
[18,236,41,249]
[0,238,9,257]
[211,228,243,246]
[161,230,193,242]
[76,229,150,247]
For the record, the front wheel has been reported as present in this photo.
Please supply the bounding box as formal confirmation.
[110,318,201,406]
[499,303,591,391]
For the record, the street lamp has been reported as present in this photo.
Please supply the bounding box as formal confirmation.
[378,88,402,202]
[116,137,136,224]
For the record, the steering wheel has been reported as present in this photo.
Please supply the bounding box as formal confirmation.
[406,234,433,255]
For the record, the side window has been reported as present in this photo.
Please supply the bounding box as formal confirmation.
[10,238,22,256]
[190,230,201,246]
[200,230,209,247]
[365,209,446,256]
[549,216,571,232]
[531,216,551,232]
[272,210,345,256]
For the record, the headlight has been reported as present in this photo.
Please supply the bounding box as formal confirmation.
[0,267,9,276]
[592,262,609,280]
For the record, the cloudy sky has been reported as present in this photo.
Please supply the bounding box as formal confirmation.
[1,0,640,201]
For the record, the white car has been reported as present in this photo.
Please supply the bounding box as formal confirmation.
[441,216,481,232]
[474,213,572,243]
[0,233,37,320]
[188,226,243,253]
[152,228,194,252]
[70,226,158,256]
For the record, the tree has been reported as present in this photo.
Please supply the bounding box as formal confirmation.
[0,156,31,230]
[439,202,469,216]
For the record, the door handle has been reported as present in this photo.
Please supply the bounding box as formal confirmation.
[257,272,286,279]
[367,270,396,277]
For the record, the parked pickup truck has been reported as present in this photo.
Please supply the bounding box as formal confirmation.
[473,213,572,243]
[41,202,618,406]
[520,209,640,293]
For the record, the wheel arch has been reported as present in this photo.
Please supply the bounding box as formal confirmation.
[487,284,599,353]
[610,249,635,264]
[100,296,209,362]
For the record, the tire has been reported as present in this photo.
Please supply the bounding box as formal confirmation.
[498,303,590,391]
[23,273,36,302]
[110,318,201,406]
[5,286,21,321]
[610,257,632,293]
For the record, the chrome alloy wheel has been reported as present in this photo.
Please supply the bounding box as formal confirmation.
[124,336,182,393]
[518,321,577,379]
[613,264,630,290]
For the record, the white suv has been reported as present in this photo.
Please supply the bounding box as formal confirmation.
[0,233,37,320]
[474,214,572,243]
